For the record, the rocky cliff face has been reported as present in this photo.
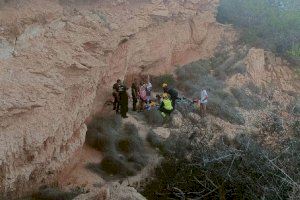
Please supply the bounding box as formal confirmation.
[227,48,298,91]
[0,0,233,197]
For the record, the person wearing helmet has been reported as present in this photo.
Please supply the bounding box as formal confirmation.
[159,93,173,117]
[162,83,178,110]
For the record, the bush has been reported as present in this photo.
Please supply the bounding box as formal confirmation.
[85,115,148,178]
[142,133,300,199]
[100,155,135,176]
[260,113,285,135]
[231,87,265,110]
[225,61,247,76]
[292,99,300,116]
[217,0,300,57]
[85,115,121,152]
[292,120,300,137]
[144,110,164,126]
[208,98,245,125]
[174,58,245,125]
[28,186,84,200]
[245,82,261,94]
[146,130,163,150]
[151,74,175,92]
[205,90,244,125]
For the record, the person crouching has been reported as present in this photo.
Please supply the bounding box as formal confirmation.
[159,93,173,118]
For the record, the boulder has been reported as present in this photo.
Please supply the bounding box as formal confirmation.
[171,110,183,128]
[109,182,146,200]
[152,127,171,139]
[187,112,202,124]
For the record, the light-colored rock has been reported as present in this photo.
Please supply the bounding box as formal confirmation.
[73,186,110,200]
[187,112,202,123]
[153,127,171,139]
[171,110,183,128]
[109,182,146,200]
[0,37,14,59]
[227,48,298,92]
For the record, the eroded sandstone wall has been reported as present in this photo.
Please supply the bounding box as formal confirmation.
[0,0,234,196]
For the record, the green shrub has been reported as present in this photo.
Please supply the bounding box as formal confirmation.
[217,0,300,56]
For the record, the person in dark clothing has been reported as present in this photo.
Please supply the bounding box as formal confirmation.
[119,83,129,118]
[112,79,121,113]
[131,79,138,111]
[162,83,178,110]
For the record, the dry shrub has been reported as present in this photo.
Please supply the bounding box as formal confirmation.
[142,132,300,199]
[146,130,164,150]
[174,57,246,125]
[151,74,175,92]
[99,155,135,176]
[85,115,147,178]
[260,113,285,135]
[292,120,300,137]
[208,90,245,125]
[23,186,84,200]
[144,110,164,126]
[292,98,300,116]
[231,87,266,110]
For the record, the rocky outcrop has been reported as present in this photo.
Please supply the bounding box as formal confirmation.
[227,48,298,92]
[0,0,233,196]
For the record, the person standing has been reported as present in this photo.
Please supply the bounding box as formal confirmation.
[146,75,152,106]
[119,82,129,118]
[131,79,138,111]
[112,79,121,113]
[200,88,208,117]
[138,82,147,111]
[162,83,178,110]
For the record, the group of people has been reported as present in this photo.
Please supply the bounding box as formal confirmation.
[112,77,208,119]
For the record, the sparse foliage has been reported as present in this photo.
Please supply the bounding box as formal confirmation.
[85,115,148,178]
[217,0,300,57]
[142,132,300,199]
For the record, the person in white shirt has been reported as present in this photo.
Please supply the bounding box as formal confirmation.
[146,75,152,106]
[200,89,208,116]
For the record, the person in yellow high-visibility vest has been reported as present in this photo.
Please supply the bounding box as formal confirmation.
[159,93,173,117]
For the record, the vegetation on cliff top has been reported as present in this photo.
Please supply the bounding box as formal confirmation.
[217,0,300,60]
